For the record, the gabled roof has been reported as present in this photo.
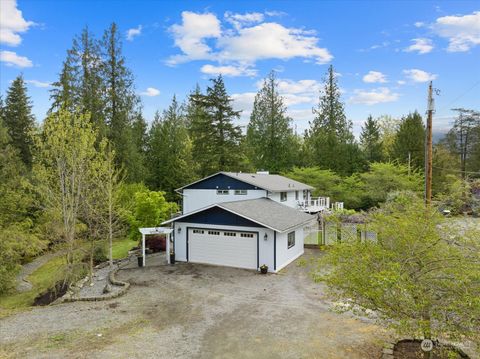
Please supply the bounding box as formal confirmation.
[162,198,316,233]
[176,172,313,192]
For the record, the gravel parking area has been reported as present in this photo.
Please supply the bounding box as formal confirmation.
[0,249,389,359]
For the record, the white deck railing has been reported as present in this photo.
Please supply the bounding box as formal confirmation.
[297,197,330,212]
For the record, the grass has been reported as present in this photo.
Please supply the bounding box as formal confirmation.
[0,238,136,317]
[111,238,138,259]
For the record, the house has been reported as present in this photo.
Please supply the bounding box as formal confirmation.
[162,171,328,273]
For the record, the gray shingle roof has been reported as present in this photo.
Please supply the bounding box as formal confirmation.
[162,198,316,232]
[222,172,313,192]
[218,198,315,232]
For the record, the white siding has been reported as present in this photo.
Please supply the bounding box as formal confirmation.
[182,189,267,214]
[275,226,305,272]
[267,190,300,209]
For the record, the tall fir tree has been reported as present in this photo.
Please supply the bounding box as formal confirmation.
[189,76,243,175]
[246,71,296,172]
[391,111,425,170]
[147,96,194,198]
[186,85,215,177]
[306,65,361,174]
[50,27,105,135]
[101,22,145,182]
[3,75,35,169]
[360,115,384,163]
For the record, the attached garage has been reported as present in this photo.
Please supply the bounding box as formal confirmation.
[163,198,316,272]
[188,228,258,269]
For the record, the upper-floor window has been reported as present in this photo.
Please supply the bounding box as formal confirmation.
[287,231,295,248]
[217,189,229,195]
[295,191,299,200]
[234,189,247,195]
[280,192,287,202]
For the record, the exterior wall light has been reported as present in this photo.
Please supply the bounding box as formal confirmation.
[178,227,181,233]
[264,233,268,241]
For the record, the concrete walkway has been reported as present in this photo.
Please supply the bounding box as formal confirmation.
[15,250,65,292]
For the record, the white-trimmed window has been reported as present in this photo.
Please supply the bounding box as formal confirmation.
[287,231,295,248]
[217,189,229,195]
[280,192,287,202]
[234,189,247,195]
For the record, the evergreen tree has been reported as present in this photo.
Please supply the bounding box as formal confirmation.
[391,111,425,170]
[186,85,215,177]
[360,115,383,163]
[147,96,194,198]
[3,75,35,168]
[246,71,295,172]
[50,27,105,134]
[190,76,243,175]
[306,65,360,175]
[101,22,145,182]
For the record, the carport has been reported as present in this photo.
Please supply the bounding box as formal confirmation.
[139,227,174,266]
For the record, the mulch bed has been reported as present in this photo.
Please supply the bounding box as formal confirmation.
[393,340,469,359]
[33,281,69,306]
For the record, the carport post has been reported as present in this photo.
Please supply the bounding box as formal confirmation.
[166,233,171,264]
[142,233,146,267]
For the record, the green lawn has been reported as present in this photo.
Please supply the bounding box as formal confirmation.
[0,238,136,317]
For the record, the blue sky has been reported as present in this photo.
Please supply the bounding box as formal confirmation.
[1,0,479,136]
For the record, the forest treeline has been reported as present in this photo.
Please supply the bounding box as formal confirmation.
[1,23,479,293]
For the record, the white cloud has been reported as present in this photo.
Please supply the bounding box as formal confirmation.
[362,71,387,83]
[349,87,399,105]
[224,12,264,29]
[167,11,332,72]
[403,69,438,82]
[25,79,51,88]
[217,22,332,64]
[201,64,257,77]
[0,50,33,67]
[414,21,425,28]
[432,11,480,52]
[140,87,160,97]
[126,25,142,41]
[167,11,221,65]
[275,79,321,94]
[0,0,34,46]
[404,38,434,54]
[397,80,406,85]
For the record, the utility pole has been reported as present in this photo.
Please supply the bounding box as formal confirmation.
[425,81,434,206]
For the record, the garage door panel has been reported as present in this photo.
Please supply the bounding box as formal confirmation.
[189,229,257,269]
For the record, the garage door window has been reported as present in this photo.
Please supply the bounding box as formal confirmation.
[240,233,254,238]
[224,231,237,237]
[193,229,204,234]
[208,230,220,235]
[217,189,229,195]
[287,231,295,248]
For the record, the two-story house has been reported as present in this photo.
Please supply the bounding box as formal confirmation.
[162,171,327,272]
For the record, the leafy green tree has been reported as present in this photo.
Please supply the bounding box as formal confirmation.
[246,71,296,172]
[125,188,178,241]
[359,162,423,208]
[3,75,35,168]
[360,115,383,163]
[35,109,98,280]
[147,96,195,199]
[306,65,361,175]
[316,196,480,344]
[391,111,425,170]
[0,118,44,293]
[377,115,400,160]
[432,144,460,195]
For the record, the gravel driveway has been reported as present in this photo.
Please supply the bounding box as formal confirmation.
[0,249,388,358]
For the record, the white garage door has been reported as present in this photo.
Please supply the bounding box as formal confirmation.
[188,228,257,269]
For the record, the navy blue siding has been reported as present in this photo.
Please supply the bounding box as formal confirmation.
[183,173,258,190]
[177,206,263,228]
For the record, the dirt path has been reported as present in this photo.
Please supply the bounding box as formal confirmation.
[15,250,65,292]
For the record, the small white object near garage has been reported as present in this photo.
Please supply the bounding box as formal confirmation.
[163,198,316,273]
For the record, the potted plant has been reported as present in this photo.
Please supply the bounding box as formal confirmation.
[170,250,175,265]
[260,264,268,274]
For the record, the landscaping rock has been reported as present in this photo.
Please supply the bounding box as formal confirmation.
[103,283,112,294]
